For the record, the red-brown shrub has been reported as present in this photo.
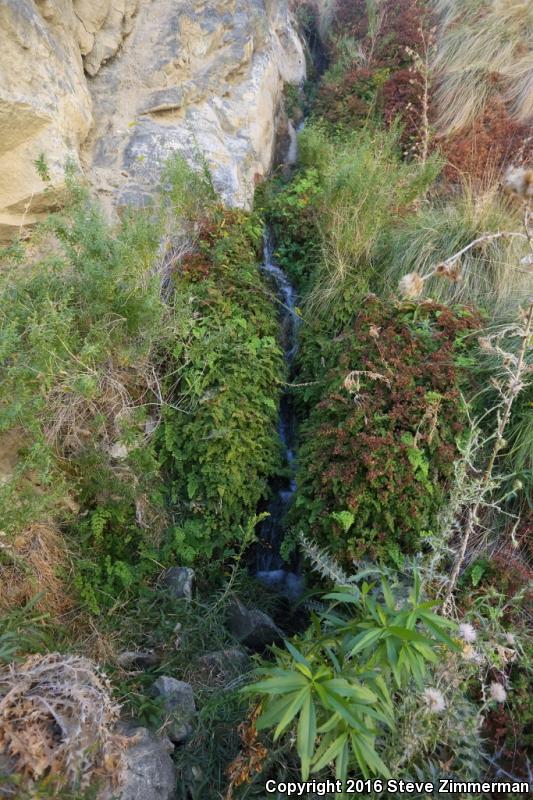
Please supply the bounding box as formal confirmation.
[293,299,481,566]
[383,67,424,154]
[439,100,533,182]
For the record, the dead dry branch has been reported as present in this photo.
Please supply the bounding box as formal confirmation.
[0,653,123,790]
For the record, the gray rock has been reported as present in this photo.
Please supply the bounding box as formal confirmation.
[163,567,195,601]
[117,650,160,670]
[116,183,154,211]
[151,676,195,744]
[255,569,304,602]
[195,648,250,686]
[226,597,284,651]
[140,87,185,114]
[111,726,176,800]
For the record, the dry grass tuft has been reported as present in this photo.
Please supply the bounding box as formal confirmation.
[44,360,158,458]
[0,653,123,790]
[0,524,72,617]
[432,0,533,135]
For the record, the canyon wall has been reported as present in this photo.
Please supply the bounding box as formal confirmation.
[0,0,305,239]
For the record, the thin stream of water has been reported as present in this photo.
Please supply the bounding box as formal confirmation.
[254,226,302,598]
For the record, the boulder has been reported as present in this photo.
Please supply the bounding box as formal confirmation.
[0,0,92,240]
[226,597,284,651]
[150,676,195,744]
[163,566,195,601]
[107,725,176,800]
[85,0,306,214]
[195,648,250,686]
[0,0,305,239]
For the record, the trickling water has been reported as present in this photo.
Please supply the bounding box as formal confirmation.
[286,120,299,167]
[255,230,301,577]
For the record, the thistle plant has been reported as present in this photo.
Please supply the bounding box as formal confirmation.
[299,531,351,586]
[404,24,437,165]
[442,300,533,609]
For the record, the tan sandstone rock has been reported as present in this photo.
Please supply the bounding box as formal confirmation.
[84,0,305,213]
[0,0,92,240]
[0,0,304,240]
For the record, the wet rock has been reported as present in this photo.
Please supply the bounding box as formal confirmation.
[150,676,195,744]
[255,569,304,602]
[195,648,250,687]
[117,650,160,670]
[226,597,284,651]
[163,567,195,601]
[110,725,176,800]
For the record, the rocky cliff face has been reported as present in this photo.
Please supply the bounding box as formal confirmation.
[0,0,304,239]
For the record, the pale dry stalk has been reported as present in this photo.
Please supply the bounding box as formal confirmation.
[443,301,533,610]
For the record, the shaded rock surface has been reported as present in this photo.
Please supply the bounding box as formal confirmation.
[0,0,304,239]
[195,647,250,687]
[226,597,284,651]
[150,676,196,744]
[100,725,177,800]
[163,566,195,600]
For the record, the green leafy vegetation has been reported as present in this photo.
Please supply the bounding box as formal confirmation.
[0,174,170,612]
[0,158,285,612]
[0,0,532,795]
[291,299,480,565]
[248,573,459,783]
[157,166,285,565]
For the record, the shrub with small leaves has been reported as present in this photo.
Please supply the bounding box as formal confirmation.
[291,298,480,565]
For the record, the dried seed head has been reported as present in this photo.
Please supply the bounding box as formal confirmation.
[459,622,477,643]
[490,682,507,703]
[503,166,533,200]
[435,259,462,282]
[399,272,424,299]
[423,687,446,713]
[478,337,494,353]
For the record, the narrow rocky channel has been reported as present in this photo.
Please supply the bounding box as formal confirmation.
[255,228,301,574]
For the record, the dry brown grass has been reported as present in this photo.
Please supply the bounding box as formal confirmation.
[0,653,123,790]
[0,523,72,617]
[44,360,159,458]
